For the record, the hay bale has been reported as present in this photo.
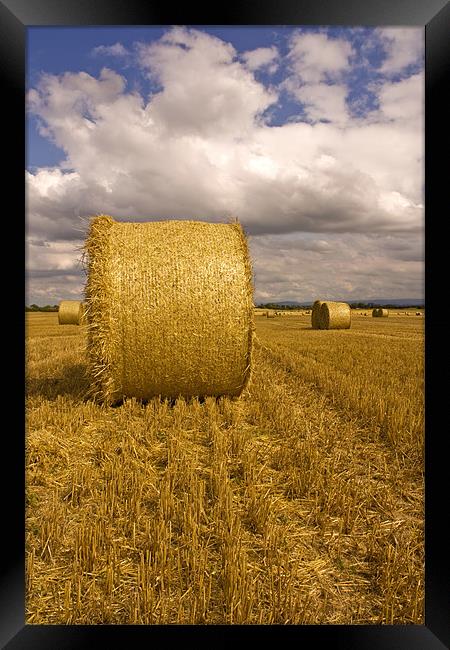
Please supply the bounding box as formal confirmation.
[266,309,275,318]
[319,301,351,330]
[58,300,83,325]
[84,215,254,404]
[311,300,324,329]
[372,308,388,317]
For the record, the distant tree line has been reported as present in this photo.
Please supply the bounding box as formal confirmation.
[257,302,425,310]
[25,304,59,312]
[256,303,300,311]
[349,302,425,310]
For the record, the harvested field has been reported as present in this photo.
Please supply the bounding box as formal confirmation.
[26,311,424,625]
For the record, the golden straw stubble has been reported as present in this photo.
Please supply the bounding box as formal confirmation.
[84,216,254,404]
[319,301,351,330]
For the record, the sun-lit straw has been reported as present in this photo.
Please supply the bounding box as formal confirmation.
[319,301,351,330]
[84,215,254,404]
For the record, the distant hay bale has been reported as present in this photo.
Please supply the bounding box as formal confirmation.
[266,309,275,318]
[58,300,83,325]
[319,301,351,330]
[372,308,389,317]
[311,300,324,329]
[84,215,254,405]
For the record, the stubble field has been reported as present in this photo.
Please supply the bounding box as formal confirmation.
[25,310,424,624]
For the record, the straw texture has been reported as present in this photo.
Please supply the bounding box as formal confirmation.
[266,310,275,318]
[84,215,254,404]
[79,302,88,326]
[58,300,83,325]
[319,301,351,330]
[372,308,389,317]
[311,300,324,329]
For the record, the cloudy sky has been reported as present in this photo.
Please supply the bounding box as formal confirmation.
[26,25,424,305]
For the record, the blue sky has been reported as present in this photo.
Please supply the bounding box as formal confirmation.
[26,25,424,304]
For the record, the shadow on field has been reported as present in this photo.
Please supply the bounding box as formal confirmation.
[26,363,90,401]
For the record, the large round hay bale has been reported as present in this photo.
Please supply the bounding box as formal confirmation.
[311,300,324,329]
[84,215,254,404]
[58,300,83,325]
[372,308,388,317]
[319,301,351,330]
[266,310,275,318]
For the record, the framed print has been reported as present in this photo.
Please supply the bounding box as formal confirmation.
[2,0,448,646]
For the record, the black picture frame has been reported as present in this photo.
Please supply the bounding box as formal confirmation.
[5,0,449,647]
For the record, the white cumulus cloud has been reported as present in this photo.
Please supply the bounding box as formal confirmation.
[91,42,129,57]
[376,27,423,76]
[287,31,354,83]
[242,46,279,72]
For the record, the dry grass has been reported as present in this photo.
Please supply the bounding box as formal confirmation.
[26,311,424,625]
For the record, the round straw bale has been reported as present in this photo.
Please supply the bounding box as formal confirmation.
[84,215,254,404]
[319,301,351,330]
[372,308,388,317]
[311,300,324,329]
[266,309,275,318]
[58,300,83,325]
